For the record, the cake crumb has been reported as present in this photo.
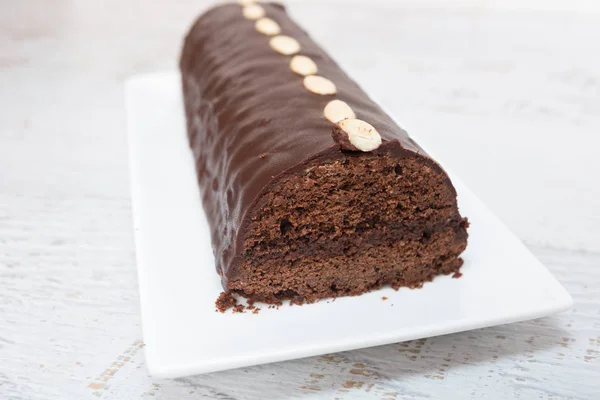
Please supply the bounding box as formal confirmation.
[252,308,260,314]
[382,296,388,301]
[259,153,266,159]
[233,304,245,313]
[215,291,237,313]
[452,271,463,279]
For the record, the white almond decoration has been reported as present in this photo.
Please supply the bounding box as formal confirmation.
[238,0,256,5]
[333,118,382,152]
[269,35,301,55]
[255,18,280,36]
[242,4,265,20]
[290,55,317,76]
[324,99,355,123]
[303,75,336,95]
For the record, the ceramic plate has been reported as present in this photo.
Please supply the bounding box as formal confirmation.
[125,71,571,379]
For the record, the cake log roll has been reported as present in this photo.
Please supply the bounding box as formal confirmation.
[180,2,468,308]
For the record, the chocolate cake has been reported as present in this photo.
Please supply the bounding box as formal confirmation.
[180,2,469,310]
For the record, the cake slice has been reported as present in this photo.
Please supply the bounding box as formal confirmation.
[179,2,468,310]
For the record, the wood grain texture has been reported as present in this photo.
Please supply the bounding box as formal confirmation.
[1,0,599,398]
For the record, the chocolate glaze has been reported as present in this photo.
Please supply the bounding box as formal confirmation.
[180,3,457,288]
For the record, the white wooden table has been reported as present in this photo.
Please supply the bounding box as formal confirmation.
[1,1,599,398]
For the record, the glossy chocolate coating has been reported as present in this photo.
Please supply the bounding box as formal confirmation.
[180,3,447,286]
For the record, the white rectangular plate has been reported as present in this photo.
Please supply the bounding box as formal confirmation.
[126,71,572,379]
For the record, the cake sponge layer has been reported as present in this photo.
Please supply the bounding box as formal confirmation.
[226,150,468,304]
